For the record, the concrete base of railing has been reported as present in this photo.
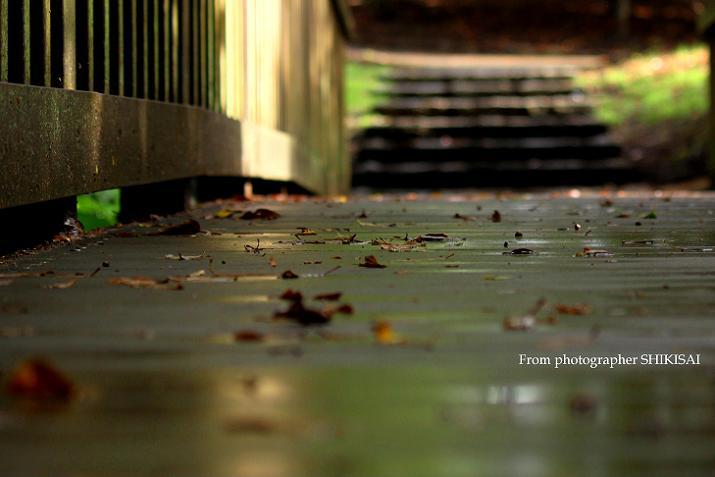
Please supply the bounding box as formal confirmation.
[0,82,336,212]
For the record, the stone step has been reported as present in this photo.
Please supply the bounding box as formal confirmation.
[356,135,621,161]
[384,66,578,82]
[373,78,576,97]
[352,157,637,188]
[360,116,608,139]
[374,95,591,117]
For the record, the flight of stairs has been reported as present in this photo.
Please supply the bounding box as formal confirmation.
[352,65,637,188]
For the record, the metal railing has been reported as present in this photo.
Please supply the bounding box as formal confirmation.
[0,0,352,214]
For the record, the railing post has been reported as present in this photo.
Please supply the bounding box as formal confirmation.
[0,0,6,82]
[63,0,77,89]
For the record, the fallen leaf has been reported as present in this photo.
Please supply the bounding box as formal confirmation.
[234,330,265,342]
[296,227,316,236]
[555,303,591,315]
[415,233,448,242]
[359,255,386,269]
[329,304,354,315]
[373,239,423,252]
[569,394,597,414]
[108,276,183,290]
[165,252,206,261]
[314,292,342,301]
[7,358,76,401]
[274,301,332,326]
[280,270,299,279]
[491,210,502,223]
[372,320,403,345]
[454,213,475,221]
[581,248,614,257]
[244,239,264,254]
[151,219,201,236]
[280,289,303,302]
[214,209,239,219]
[503,248,535,255]
[268,256,278,268]
[515,231,523,239]
[643,211,657,219]
[46,278,79,289]
[240,208,280,220]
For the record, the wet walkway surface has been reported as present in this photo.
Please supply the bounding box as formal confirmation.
[1,191,715,477]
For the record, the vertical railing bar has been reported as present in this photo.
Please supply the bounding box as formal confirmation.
[141,0,150,98]
[171,0,178,102]
[214,0,226,114]
[63,0,77,89]
[162,0,169,100]
[87,0,94,90]
[180,0,189,103]
[155,0,161,100]
[206,0,211,109]
[198,0,205,108]
[43,0,51,86]
[117,0,124,95]
[192,0,198,106]
[103,0,109,93]
[130,0,137,96]
[0,0,7,81]
[22,0,30,84]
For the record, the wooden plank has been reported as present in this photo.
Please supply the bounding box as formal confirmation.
[1,193,715,474]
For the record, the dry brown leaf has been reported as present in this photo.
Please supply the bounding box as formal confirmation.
[164,253,206,261]
[491,210,502,223]
[280,270,299,279]
[313,292,342,302]
[108,276,183,290]
[46,278,80,290]
[372,320,403,345]
[151,219,201,236]
[7,358,76,401]
[359,255,386,269]
[554,303,591,315]
[234,330,265,342]
[240,208,281,220]
[268,256,278,268]
[454,213,476,221]
[503,248,535,255]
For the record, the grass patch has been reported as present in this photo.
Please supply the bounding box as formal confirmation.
[77,189,120,231]
[345,61,390,128]
[577,44,709,126]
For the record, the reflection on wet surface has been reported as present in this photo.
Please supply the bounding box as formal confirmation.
[1,194,715,476]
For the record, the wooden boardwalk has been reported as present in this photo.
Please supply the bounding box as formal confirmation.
[1,191,715,476]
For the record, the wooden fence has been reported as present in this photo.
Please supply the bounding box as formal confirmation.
[0,0,353,214]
